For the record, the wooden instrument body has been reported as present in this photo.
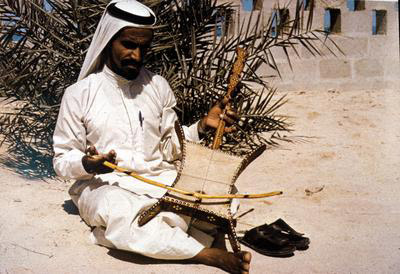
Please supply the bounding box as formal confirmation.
[138,122,266,252]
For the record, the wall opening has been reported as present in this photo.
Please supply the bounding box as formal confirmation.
[43,0,53,12]
[324,9,341,33]
[372,10,387,35]
[271,8,290,37]
[215,9,235,38]
[215,13,224,38]
[347,0,365,11]
[241,0,263,12]
[254,0,263,10]
[303,0,314,11]
[241,0,253,12]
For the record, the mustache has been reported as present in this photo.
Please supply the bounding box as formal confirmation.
[121,59,142,68]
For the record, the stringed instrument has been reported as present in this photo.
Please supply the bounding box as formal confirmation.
[134,47,281,253]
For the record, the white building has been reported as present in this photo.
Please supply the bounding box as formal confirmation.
[218,0,399,91]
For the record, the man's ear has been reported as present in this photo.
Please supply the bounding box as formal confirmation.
[102,29,123,65]
[101,39,114,67]
[100,47,109,67]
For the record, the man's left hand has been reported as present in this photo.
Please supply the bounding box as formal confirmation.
[198,97,239,134]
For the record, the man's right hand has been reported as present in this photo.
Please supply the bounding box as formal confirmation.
[82,145,117,174]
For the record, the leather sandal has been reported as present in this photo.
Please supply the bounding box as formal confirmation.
[239,225,296,257]
[269,218,304,237]
[267,219,310,250]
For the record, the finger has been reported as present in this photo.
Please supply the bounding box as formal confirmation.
[82,154,104,174]
[86,145,98,156]
[99,154,116,173]
[91,155,114,174]
[106,150,117,163]
[97,166,114,174]
[222,114,235,125]
[224,126,237,133]
[226,109,240,120]
[216,96,230,109]
[221,96,230,107]
[109,149,116,157]
[89,154,104,162]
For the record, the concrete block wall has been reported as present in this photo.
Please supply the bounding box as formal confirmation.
[218,0,399,92]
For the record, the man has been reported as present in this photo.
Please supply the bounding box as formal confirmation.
[53,0,251,273]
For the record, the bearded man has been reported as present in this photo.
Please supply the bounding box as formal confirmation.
[53,0,251,273]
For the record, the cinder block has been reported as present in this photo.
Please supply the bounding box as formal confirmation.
[312,8,325,31]
[274,82,309,92]
[302,36,368,59]
[300,43,325,59]
[369,36,398,58]
[269,46,294,61]
[300,33,340,59]
[339,80,388,91]
[341,11,371,34]
[371,79,389,90]
[256,62,280,79]
[385,80,400,90]
[276,62,295,82]
[383,57,400,78]
[338,82,364,91]
[354,59,384,77]
[292,60,319,82]
[387,10,400,34]
[269,59,320,85]
[309,81,341,92]
[319,59,352,79]
[322,37,369,58]
[275,81,341,92]
[365,1,394,11]
[274,83,296,92]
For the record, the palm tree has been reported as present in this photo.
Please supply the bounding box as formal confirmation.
[0,0,338,178]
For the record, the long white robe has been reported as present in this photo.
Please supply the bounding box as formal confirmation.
[53,65,213,259]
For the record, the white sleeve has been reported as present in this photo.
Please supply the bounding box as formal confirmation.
[158,80,200,162]
[52,86,93,180]
[182,120,201,142]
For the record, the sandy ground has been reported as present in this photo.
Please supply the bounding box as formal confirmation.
[0,88,399,274]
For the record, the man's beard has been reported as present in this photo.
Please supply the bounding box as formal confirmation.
[107,58,142,80]
[119,59,142,80]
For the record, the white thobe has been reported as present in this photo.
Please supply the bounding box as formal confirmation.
[53,65,213,259]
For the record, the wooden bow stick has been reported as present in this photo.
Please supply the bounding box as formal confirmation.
[212,46,248,150]
[103,160,282,199]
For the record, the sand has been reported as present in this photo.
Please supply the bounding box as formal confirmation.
[1,89,399,273]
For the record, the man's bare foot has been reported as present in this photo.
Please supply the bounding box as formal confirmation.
[190,248,251,273]
[212,232,227,250]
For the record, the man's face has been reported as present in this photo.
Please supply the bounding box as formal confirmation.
[106,27,153,80]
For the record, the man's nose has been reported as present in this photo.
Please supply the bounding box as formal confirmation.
[130,47,142,62]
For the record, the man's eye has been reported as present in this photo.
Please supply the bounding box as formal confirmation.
[122,41,138,49]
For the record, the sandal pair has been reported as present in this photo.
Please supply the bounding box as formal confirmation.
[239,218,310,257]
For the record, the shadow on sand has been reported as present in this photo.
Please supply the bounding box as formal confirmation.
[62,199,79,215]
[60,199,191,266]
[0,143,56,180]
[107,248,194,266]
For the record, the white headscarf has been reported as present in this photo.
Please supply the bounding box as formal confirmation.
[78,0,157,80]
